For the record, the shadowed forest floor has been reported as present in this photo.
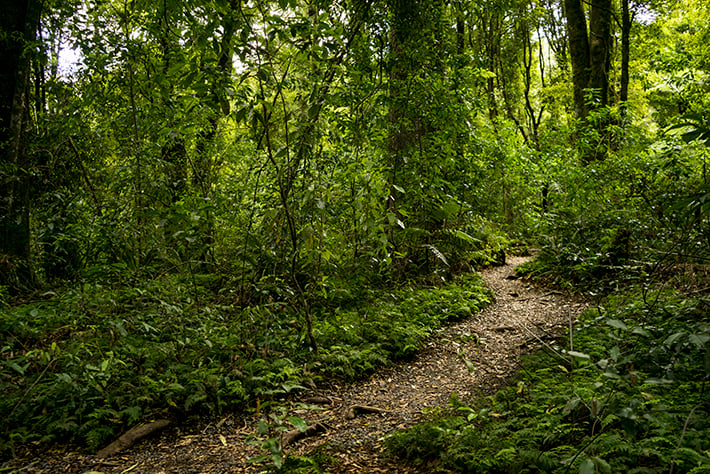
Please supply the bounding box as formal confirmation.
[6,256,589,473]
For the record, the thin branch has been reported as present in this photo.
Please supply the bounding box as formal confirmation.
[669,403,703,474]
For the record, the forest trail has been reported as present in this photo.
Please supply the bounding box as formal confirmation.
[10,256,588,474]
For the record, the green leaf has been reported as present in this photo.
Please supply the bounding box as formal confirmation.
[425,244,449,266]
[271,452,283,468]
[591,455,612,473]
[256,418,269,435]
[579,457,595,474]
[688,333,709,349]
[609,346,620,361]
[566,350,591,359]
[307,103,320,119]
[8,361,26,375]
[281,382,306,392]
[247,454,270,464]
[288,416,308,432]
[387,212,405,229]
[664,331,686,346]
[631,327,651,337]
[452,230,480,245]
[644,377,674,385]
[562,397,581,415]
[606,319,627,330]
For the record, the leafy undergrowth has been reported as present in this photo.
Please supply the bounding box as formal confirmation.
[386,291,710,473]
[0,268,491,459]
[313,272,492,379]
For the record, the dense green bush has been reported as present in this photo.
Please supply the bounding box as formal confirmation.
[516,136,710,294]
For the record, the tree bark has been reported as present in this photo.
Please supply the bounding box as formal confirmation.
[0,0,41,290]
[587,0,612,108]
[563,0,614,162]
[563,0,590,120]
[620,0,632,116]
[486,11,500,121]
[454,3,466,161]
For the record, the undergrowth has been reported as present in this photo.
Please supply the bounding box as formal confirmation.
[386,290,710,473]
[0,267,491,459]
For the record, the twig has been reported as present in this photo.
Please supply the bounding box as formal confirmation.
[517,323,569,363]
[670,403,702,474]
[6,460,39,472]
[9,358,55,419]
[120,462,141,474]
[569,308,574,353]
[564,429,606,474]
[301,396,334,406]
[688,286,710,295]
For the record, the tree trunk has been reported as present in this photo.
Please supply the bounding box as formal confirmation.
[587,0,612,108]
[486,12,500,121]
[563,0,614,162]
[456,5,465,55]
[620,0,632,116]
[157,0,189,205]
[0,0,41,290]
[454,3,466,161]
[563,0,590,120]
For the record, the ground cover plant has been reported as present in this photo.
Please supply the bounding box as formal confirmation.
[386,290,710,473]
[0,262,492,458]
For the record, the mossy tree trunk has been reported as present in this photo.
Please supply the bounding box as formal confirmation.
[0,0,42,291]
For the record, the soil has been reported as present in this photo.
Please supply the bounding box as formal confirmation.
[4,255,589,474]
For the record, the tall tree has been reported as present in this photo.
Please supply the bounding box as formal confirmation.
[564,0,613,162]
[587,0,612,108]
[564,0,613,118]
[619,0,633,116]
[564,0,591,119]
[0,0,42,290]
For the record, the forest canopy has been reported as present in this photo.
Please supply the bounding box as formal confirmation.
[1,0,709,292]
[1,0,709,470]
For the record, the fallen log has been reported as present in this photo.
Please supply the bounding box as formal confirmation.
[96,419,172,458]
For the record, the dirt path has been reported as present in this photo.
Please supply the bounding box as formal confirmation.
[6,256,588,474]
